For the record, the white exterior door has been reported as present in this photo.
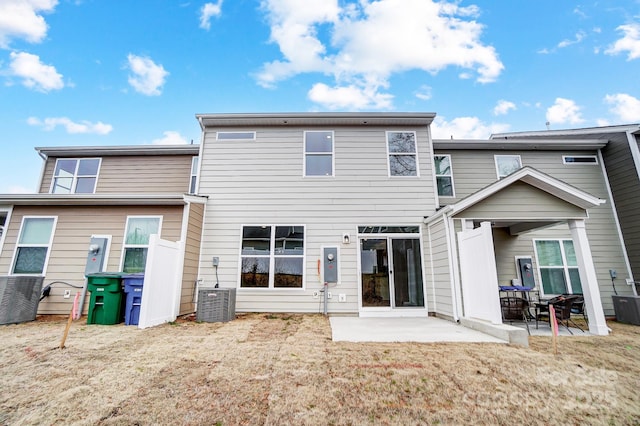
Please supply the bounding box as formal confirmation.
[457,222,502,324]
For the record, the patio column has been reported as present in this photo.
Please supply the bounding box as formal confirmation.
[569,219,609,335]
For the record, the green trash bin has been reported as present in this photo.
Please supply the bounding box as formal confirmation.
[86,273,124,325]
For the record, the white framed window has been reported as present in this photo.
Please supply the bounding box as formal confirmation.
[434,155,454,196]
[534,239,582,296]
[387,131,419,177]
[304,131,334,177]
[562,155,598,165]
[216,132,256,140]
[11,216,57,275]
[121,216,162,273]
[495,155,521,178]
[51,158,101,194]
[189,156,199,194]
[240,225,305,289]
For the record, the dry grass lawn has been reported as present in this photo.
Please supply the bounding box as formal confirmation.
[1,313,639,425]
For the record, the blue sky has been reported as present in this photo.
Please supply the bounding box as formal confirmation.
[1,0,639,193]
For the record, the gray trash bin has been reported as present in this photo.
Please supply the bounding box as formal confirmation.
[0,276,45,325]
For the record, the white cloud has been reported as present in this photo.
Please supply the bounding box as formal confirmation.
[605,23,640,60]
[0,0,57,48]
[257,0,503,109]
[126,54,169,96]
[151,131,189,145]
[7,185,36,194]
[308,82,393,110]
[604,93,640,122]
[27,116,113,134]
[415,85,432,101]
[199,1,223,30]
[431,116,510,139]
[557,31,586,48]
[493,100,516,116]
[546,98,584,125]
[9,51,63,92]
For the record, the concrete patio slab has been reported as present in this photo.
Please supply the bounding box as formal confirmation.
[329,316,508,344]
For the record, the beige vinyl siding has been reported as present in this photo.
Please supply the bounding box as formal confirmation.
[39,155,194,194]
[440,149,629,315]
[199,125,437,313]
[601,134,640,280]
[426,217,454,318]
[455,181,587,220]
[0,205,184,314]
[179,202,204,315]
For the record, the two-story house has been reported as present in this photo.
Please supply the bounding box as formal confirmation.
[194,113,620,336]
[0,144,205,317]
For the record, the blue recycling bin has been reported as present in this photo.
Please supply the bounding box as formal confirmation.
[122,273,145,326]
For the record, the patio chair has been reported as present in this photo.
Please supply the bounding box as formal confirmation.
[536,295,584,335]
[500,296,530,334]
[563,293,588,323]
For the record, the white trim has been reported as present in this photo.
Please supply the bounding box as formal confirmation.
[494,154,522,179]
[562,155,598,165]
[626,130,640,186]
[10,215,58,276]
[426,221,437,313]
[237,224,306,290]
[447,216,462,321]
[49,157,102,194]
[303,130,335,177]
[215,131,256,141]
[120,215,163,272]
[434,154,455,197]
[386,130,420,177]
[0,206,13,257]
[189,156,199,194]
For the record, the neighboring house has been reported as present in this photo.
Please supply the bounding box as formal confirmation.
[0,145,205,316]
[194,113,625,336]
[492,124,640,291]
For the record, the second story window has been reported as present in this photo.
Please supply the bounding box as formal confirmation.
[51,158,101,194]
[495,155,521,179]
[189,156,199,194]
[387,131,418,176]
[434,155,454,196]
[304,131,334,177]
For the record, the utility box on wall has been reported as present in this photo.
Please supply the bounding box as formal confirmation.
[323,247,338,283]
[517,257,535,288]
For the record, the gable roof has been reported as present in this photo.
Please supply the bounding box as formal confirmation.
[425,166,604,224]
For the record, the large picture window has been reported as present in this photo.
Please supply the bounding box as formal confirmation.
[534,239,582,295]
[434,155,454,196]
[387,132,418,176]
[51,158,101,194]
[122,216,161,273]
[12,217,56,274]
[304,131,334,176]
[240,225,305,288]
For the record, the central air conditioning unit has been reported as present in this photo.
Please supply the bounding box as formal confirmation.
[196,288,236,322]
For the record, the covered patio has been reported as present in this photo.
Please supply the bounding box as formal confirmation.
[425,167,610,345]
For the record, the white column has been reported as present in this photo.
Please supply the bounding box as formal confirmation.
[569,220,609,335]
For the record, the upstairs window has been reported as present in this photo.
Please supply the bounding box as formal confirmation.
[51,158,101,194]
[121,216,161,273]
[495,155,521,178]
[216,132,256,140]
[240,225,305,289]
[563,155,598,165]
[189,156,199,194]
[12,217,56,275]
[387,131,418,176]
[304,131,334,176]
[434,155,454,196]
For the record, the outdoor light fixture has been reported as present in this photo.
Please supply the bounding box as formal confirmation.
[342,233,351,244]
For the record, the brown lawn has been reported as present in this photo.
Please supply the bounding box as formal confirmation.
[0,313,639,425]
